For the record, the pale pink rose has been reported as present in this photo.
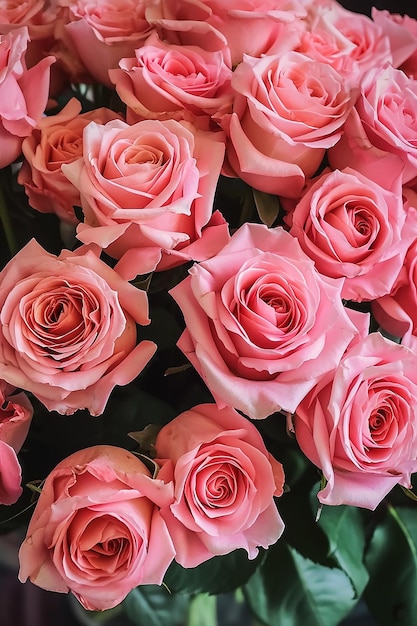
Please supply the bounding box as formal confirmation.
[18,445,175,611]
[109,32,233,130]
[221,51,357,198]
[329,64,417,185]
[372,9,417,78]
[372,227,417,342]
[64,118,229,277]
[60,0,154,86]
[170,223,358,419]
[145,0,307,68]
[0,27,54,168]
[286,167,417,302]
[0,381,33,505]
[155,403,285,568]
[308,2,392,77]
[0,239,156,415]
[18,98,120,225]
[295,332,417,510]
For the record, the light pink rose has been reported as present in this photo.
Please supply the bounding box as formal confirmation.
[0,26,54,168]
[295,332,417,510]
[0,239,156,415]
[60,0,154,86]
[372,9,417,78]
[64,118,229,277]
[109,32,233,130]
[18,445,175,611]
[18,98,120,225]
[329,64,417,185]
[0,381,33,505]
[221,51,357,198]
[155,403,285,568]
[170,223,358,419]
[145,0,307,68]
[286,167,417,302]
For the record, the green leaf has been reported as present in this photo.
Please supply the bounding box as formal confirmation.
[315,503,369,597]
[164,549,266,595]
[188,594,218,626]
[364,505,417,625]
[252,189,281,227]
[124,585,189,626]
[244,541,355,626]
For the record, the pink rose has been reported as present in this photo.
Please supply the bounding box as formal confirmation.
[155,403,285,568]
[295,332,417,510]
[0,26,54,168]
[18,445,175,611]
[0,381,33,505]
[61,0,154,86]
[109,32,233,130]
[372,9,417,78]
[145,0,307,67]
[170,223,358,419]
[286,167,417,301]
[222,51,356,198]
[0,239,156,415]
[18,98,120,225]
[64,118,229,277]
[329,64,417,185]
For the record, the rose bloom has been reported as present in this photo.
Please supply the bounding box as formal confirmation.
[64,118,229,277]
[0,239,156,415]
[155,403,285,568]
[0,381,33,505]
[286,167,417,302]
[372,9,417,79]
[295,332,417,510]
[329,64,417,185]
[18,97,120,225]
[0,26,54,168]
[109,32,233,130]
[222,50,357,198]
[145,0,307,68]
[18,445,175,611]
[170,223,358,419]
[60,0,154,86]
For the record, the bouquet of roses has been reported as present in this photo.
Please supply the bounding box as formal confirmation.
[1,0,417,624]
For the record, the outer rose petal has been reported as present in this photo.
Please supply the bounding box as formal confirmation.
[0,440,23,505]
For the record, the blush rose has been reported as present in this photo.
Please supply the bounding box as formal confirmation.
[222,50,357,198]
[170,223,358,419]
[286,167,417,302]
[155,403,285,568]
[64,118,229,277]
[18,97,120,225]
[109,32,233,130]
[0,381,33,505]
[0,26,54,168]
[18,445,175,611]
[0,239,156,415]
[295,332,417,510]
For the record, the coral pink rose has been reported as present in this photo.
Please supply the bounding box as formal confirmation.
[286,167,417,301]
[329,64,417,185]
[0,27,54,168]
[0,239,156,415]
[170,223,358,419]
[18,97,120,225]
[155,403,285,568]
[61,0,154,86]
[222,51,357,198]
[18,445,175,611]
[0,381,33,505]
[64,118,229,277]
[109,32,233,130]
[145,0,307,67]
[295,332,417,510]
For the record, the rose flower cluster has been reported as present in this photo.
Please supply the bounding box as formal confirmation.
[0,0,417,615]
